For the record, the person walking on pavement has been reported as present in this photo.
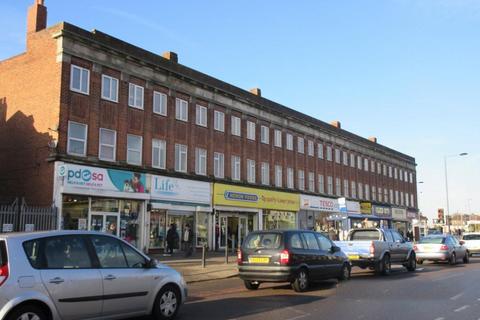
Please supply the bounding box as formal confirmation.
[165,223,177,255]
[183,224,193,257]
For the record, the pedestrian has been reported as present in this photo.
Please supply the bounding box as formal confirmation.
[183,224,193,257]
[165,223,177,255]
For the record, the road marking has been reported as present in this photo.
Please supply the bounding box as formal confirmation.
[434,317,444,320]
[450,293,464,300]
[416,268,425,271]
[286,314,310,320]
[454,305,470,312]
[433,273,464,282]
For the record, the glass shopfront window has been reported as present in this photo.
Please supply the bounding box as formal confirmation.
[91,198,119,212]
[350,218,381,229]
[149,209,167,249]
[119,200,143,248]
[263,210,296,230]
[62,195,89,230]
[196,212,209,247]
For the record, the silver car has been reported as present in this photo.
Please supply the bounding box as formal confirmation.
[415,235,469,265]
[0,231,187,320]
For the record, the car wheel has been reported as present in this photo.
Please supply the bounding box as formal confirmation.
[449,253,457,266]
[377,255,391,276]
[463,252,470,264]
[244,280,260,290]
[292,268,309,292]
[406,253,416,272]
[417,259,424,265]
[153,285,181,320]
[338,263,351,281]
[7,304,48,320]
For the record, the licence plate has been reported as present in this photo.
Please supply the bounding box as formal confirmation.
[249,257,270,264]
[348,255,360,260]
[423,245,433,251]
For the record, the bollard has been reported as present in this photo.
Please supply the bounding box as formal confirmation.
[202,244,207,268]
[225,244,229,264]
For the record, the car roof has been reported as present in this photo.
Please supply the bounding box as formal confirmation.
[0,230,119,242]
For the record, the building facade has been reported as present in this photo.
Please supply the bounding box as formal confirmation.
[0,1,418,251]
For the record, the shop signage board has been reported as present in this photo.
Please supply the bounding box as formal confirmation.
[150,175,211,205]
[300,195,339,212]
[360,202,372,214]
[407,211,418,219]
[392,207,407,220]
[373,205,392,218]
[59,164,148,196]
[213,183,299,211]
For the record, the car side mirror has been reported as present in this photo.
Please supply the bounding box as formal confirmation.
[331,246,341,253]
[146,259,158,269]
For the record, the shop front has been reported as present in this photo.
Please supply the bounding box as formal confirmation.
[372,205,393,229]
[392,207,409,237]
[213,183,299,250]
[342,200,384,230]
[298,195,345,240]
[149,175,211,252]
[54,162,149,251]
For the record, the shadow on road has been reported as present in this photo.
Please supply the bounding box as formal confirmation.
[179,294,322,320]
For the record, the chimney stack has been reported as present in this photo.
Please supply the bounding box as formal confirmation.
[250,88,261,97]
[330,121,341,129]
[368,137,378,143]
[162,51,178,63]
[27,0,47,34]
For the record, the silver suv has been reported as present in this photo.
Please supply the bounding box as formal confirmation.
[0,231,187,320]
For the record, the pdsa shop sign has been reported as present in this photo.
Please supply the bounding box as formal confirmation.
[59,164,147,194]
[151,176,211,205]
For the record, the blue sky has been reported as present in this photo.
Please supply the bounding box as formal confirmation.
[1,0,479,220]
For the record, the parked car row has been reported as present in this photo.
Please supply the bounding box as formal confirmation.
[0,231,186,320]
[238,228,475,293]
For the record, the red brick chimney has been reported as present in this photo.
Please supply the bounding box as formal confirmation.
[27,0,47,34]
[330,121,341,129]
[368,136,378,143]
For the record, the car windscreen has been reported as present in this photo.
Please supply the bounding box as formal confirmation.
[245,233,282,250]
[0,240,6,266]
[419,237,445,244]
[463,234,480,241]
[350,230,381,241]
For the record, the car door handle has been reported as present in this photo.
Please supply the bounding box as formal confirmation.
[104,275,116,281]
[49,277,65,284]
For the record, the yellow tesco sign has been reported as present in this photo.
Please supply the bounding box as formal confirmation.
[213,183,299,211]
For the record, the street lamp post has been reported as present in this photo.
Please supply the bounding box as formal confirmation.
[444,153,468,234]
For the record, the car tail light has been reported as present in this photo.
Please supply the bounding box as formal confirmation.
[369,241,375,256]
[237,250,243,265]
[440,245,449,251]
[0,264,8,287]
[280,250,290,265]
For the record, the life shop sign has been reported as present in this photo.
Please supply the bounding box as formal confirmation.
[150,175,211,206]
[300,195,339,212]
[58,164,147,195]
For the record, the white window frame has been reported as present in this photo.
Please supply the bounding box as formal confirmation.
[128,83,144,110]
[327,176,333,195]
[196,105,208,127]
[214,110,225,132]
[195,148,207,176]
[308,172,315,192]
[286,134,294,151]
[371,160,375,173]
[213,152,225,179]
[357,156,362,170]
[350,154,355,168]
[298,170,305,191]
[318,174,325,193]
[364,158,369,171]
[261,162,270,185]
[67,121,87,156]
[326,146,332,161]
[372,186,376,201]
[98,128,116,162]
[343,179,349,197]
[174,144,188,173]
[365,184,370,200]
[399,169,403,181]
[297,137,304,154]
[335,177,341,196]
[231,116,241,136]
[377,162,382,174]
[378,187,383,202]
[274,130,282,148]
[101,74,118,102]
[275,165,282,188]
[307,140,314,157]
[231,156,241,181]
[175,98,189,122]
[351,181,357,199]
[153,91,168,116]
[247,121,256,141]
[335,149,341,164]
[358,183,363,199]
[126,134,143,165]
[260,126,270,144]
[70,65,90,95]
[343,151,348,166]
[247,159,256,183]
[287,168,294,189]
[317,143,324,159]
[152,138,166,169]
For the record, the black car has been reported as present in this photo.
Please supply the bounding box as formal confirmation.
[238,229,351,292]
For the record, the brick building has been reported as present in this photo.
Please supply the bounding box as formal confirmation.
[0,1,417,251]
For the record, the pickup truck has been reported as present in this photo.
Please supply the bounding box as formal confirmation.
[334,228,416,275]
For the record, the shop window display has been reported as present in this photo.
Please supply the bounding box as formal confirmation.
[263,211,296,230]
[119,200,143,248]
[62,195,89,230]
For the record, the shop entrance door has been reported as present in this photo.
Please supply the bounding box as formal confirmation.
[89,212,120,237]
[219,214,250,251]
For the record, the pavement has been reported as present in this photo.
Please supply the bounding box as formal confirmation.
[175,256,480,320]
[150,250,239,283]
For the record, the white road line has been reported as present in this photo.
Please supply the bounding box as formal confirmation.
[450,293,464,300]
[433,273,464,282]
[286,314,310,320]
[416,268,425,271]
[454,305,470,312]
[433,317,445,320]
